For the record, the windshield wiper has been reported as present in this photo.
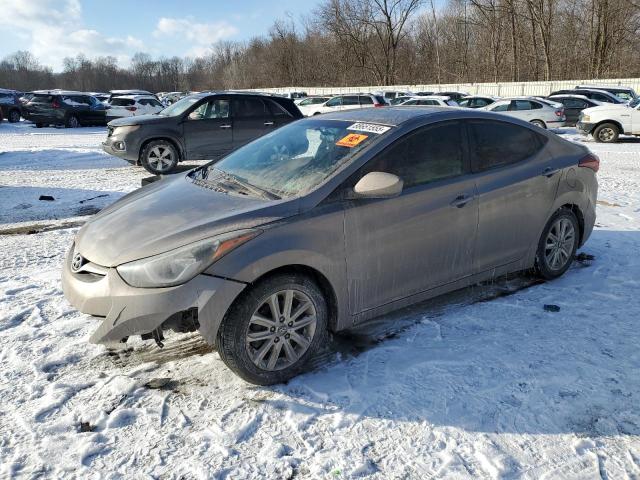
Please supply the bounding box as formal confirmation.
[217,170,282,200]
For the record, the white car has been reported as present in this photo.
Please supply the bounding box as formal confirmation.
[458,95,500,108]
[481,96,566,128]
[397,95,459,107]
[296,96,331,116]
[106,95,165,121]
[304,94,386,116]
[577,97,640,142]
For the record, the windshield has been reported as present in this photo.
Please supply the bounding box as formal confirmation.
[197,119,388,198]
[159,96,200,116]
[629,97,640,108]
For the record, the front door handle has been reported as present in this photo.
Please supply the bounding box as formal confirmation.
[542,166,560,177]
[264,121,274,126]
[220,124,232,129]
[450,194,473,208]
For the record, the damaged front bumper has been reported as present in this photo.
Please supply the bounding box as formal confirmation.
[61,247,246,346]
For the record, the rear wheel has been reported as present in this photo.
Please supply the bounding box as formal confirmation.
[535,209,579,280]
[8,110,20,123]
[217,273,329,385]
[593,123,619,143]
[140,140,179,175]
[66,115,80,128]
[530,119,546,129]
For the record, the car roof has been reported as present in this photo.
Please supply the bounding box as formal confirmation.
[319,106,463,126]
[462,95,499,99]
[549,94,592,100]
[577,85,633,91]
[112,95,158,100]
[408,95,450,100]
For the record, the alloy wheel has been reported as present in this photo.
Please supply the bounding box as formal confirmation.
[544,218,576,271]
[245,289,317,371]
[598,127,615,142]
[147,145,175,172]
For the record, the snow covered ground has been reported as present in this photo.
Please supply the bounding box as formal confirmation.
[1,121,639,479]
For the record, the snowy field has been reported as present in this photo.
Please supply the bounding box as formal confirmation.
[1,121,639,479]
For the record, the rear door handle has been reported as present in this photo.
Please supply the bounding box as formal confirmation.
[542,166,560,177]
[450,194,473,208]
[220,124,232,129]
[264,121,274,126]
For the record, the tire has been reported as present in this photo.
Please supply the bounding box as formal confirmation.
[593,122,619,143]
[313,112,321,116]
[535,209,579,280]
[217,273,329,385]
[8,109,20,123]
[140,140,179,175]
[35,123,44,128]
[66,115,80,128]
[530,119,546,129]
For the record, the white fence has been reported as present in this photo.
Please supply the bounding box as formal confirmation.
[247,77,640,97]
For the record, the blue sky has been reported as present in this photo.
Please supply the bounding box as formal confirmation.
[0,0,316,71]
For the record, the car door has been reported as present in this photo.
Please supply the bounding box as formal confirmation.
[231,97,271,149]
[508,100,534,121]
[631,104,640,134]
[467,119,561,272]
[182,97,232,160]
[343,120,478,314]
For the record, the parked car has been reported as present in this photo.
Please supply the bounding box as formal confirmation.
[102,92,303,174]
[0,88,23,123]
[376,90,412,102]
[481,97,566,128]
[577,96,640,142]
[296,96,331,116]
[108,89,156,102]
[434,91,471,102]
[304,94,386,116]
[547,94,603,126]
[89,92,110,103]
[414,91,435,96]
[106,95,165,122]
[549,88,623,104]
[282,91,307,100]
[63,107,598,384]
[22,91,108,128]
[397,95,459,107]
[458,95,499,108]
[575,85,637,102]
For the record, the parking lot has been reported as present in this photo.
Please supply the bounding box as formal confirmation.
[1,121,640,478]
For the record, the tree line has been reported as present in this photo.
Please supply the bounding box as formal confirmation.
[1,0,639,93]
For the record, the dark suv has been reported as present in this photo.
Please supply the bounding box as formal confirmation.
[22,91,108,128]
[0,88,23,123]
[102,92,303,174]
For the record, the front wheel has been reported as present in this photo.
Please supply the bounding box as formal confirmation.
[217,273,329,385]
[8,110,21,123]
[140,140,179,175]
[535,209,579,280]
[593,123,619,143]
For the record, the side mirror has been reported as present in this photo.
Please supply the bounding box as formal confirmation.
[351,172,403,199]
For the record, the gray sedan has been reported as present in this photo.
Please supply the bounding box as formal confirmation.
[62,107,598,384]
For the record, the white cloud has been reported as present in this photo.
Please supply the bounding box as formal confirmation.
[154,17,238,55]
[0,0,145,70]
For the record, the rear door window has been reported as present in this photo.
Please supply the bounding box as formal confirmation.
[343,96,360,106]
[265,99,291,118]
[467,119,547,172]
[359,96,373,105]
[490,102,509,112]
[512,100,533,111]
[232,98,267,117]
[110,98,135,107]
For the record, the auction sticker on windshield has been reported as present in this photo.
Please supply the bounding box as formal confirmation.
[347,123,391,134]
[336,133,368,148]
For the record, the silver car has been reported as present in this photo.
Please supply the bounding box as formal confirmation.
[481,97,566,128]
[62,107,598,384]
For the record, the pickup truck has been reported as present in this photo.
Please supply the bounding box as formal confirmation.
[577,97,640,142]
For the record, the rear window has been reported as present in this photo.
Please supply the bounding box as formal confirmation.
[31,94,55,103]
[110,98,135,107]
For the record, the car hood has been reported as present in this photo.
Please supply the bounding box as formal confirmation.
[582,104,630,116]
[107,114,170,127]
[75,174,300,267]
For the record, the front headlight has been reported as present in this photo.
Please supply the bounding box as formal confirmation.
[581,114,590,123]
[113,125,140,135]
[116,230,260,288]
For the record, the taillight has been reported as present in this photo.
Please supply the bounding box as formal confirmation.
[374,102,384,107]
[52,99,60,109]
[125,106,137,112]
[555,109,564,117]
[579,153,600,172]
